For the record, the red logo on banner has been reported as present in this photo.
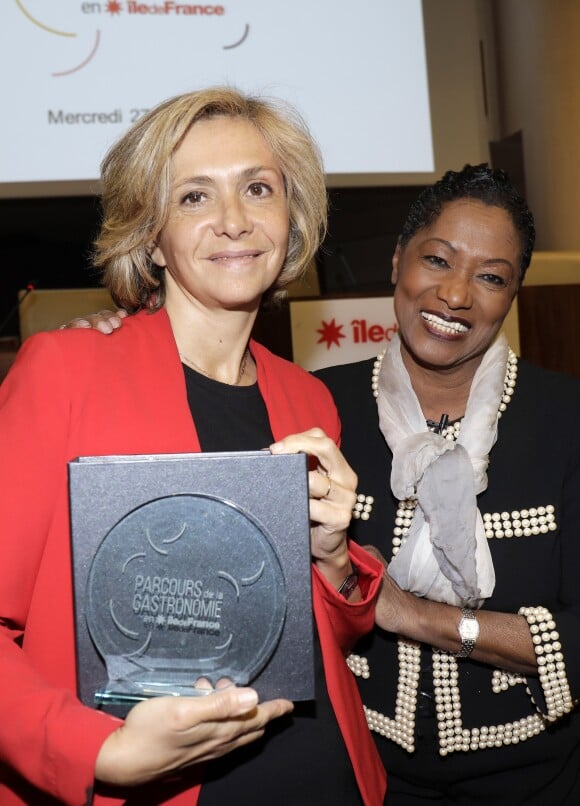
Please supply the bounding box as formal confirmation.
[316,319,346,349]
[315,318,398,350]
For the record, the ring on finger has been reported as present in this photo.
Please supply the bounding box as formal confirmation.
[324,475,333,498]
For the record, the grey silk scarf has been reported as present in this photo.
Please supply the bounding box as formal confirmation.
[376,333,508,608]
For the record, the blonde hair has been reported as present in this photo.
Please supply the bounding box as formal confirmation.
[94,87,327,310]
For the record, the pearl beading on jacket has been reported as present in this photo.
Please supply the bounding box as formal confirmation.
[348,643,420,753]
[518,606,574,721]
[352,493,374,520]
[483,507,556,539]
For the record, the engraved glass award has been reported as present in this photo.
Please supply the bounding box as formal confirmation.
[69,452,314,716]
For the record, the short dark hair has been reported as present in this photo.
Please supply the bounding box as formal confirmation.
[398,163,536,282]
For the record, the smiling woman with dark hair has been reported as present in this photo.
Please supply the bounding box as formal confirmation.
[317,164,580,805]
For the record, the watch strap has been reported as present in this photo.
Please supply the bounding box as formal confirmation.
[337,564,359,599]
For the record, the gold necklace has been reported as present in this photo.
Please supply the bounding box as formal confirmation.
[179,349,249,386]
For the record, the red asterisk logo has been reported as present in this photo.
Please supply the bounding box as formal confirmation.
[106,1,123,14]
[316,319,346,349]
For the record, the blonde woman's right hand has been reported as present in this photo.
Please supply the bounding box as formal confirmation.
[95,686,292,786]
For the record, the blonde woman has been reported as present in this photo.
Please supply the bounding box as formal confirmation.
[0,88,386,805]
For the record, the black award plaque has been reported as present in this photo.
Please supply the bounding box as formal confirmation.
[68,451,314,716]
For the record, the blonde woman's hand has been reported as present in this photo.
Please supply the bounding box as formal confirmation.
[95,686,293,787]
[270,428,358,594]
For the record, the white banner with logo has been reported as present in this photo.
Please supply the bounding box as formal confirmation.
[289,297,397,371]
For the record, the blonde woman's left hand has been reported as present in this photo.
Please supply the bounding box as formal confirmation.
[270,428,358,592]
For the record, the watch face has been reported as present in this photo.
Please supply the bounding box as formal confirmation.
[461,618,479,641]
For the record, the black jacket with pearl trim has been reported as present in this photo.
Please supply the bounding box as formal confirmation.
[316,356,580,805]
